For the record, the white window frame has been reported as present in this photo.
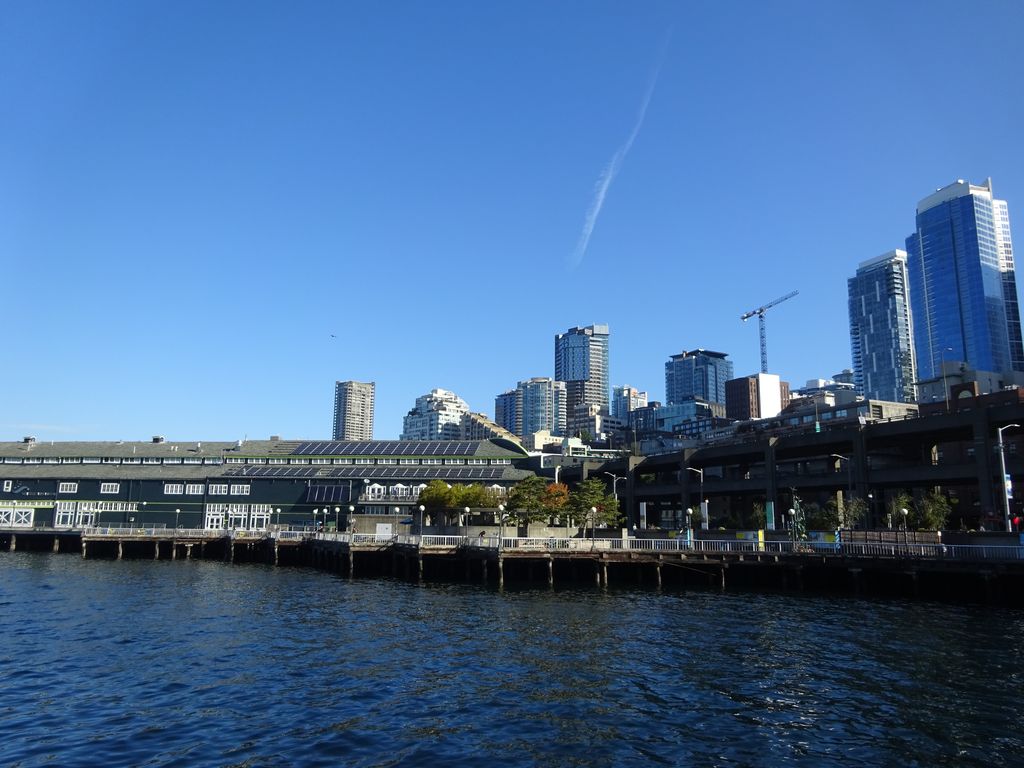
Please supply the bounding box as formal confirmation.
[164,483,184,495]
[186,484,204,495]
[3,480,11,492]
[100,483,120,494]
[58,482,78,494]
[229,484,250,496]
[208,484,229,495]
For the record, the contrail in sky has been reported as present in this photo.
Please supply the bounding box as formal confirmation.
[569,36,670,269]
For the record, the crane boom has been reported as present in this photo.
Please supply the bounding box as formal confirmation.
[740,290,799,373]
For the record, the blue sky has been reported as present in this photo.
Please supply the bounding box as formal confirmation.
[3,1,1023,441]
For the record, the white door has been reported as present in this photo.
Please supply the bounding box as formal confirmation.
[204,510,225,530]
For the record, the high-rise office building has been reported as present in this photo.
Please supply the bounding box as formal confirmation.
[906,179,1024,380]
[554,324,609,411]
[612,385,648,420]
[665,349,733,405]
[848,250,917,403]
[400,389,469,440]
[332,381,375,440]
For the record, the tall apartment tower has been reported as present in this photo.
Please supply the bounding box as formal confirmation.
[665,349,733,405]
[494,389,520,436]
[554,324,609,411]
[612,385,648,420]
[519,377,567,439]
[847,250,917,403]
[906,179,1024,380]
[495,379,567,441]
[332,381,375,440]
[400,388,470,440]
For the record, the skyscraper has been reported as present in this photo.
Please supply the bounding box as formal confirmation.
[554,324,609,411]
[494,379,567,441]
[906,179,1024,380]
[848,250,917,402]
[664,349,733,405]
[400,389,469,440]
[518,377,567,439]
[612,385,648,420]
[494,389,520,436]
[332,381,375,440]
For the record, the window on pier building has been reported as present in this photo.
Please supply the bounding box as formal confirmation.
[186,484,204,495]
[58,482,78,494]
[164,483,184,495]
[100,483,119,494]
[3,480,11,492]
[229,484,250,496]
[209,483,228,495]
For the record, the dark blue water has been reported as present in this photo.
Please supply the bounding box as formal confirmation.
[1,553,1022,767]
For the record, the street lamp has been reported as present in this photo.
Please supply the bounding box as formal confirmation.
[334,506,340,531]
[901,507,909,548]
[175,508,180,532]
[997,424,1020,532]
[497,503,506,551]
[275,508,281,528]
[464,506,470,538]
[685,507,693,547]
[348,505,356,535]
[312,508,319,533]
[788,509,795,548]
[604,472,624,524]
[831,454,854,526]
[590,506,597,550]
[418,504,425,537]
[687,467,705,529]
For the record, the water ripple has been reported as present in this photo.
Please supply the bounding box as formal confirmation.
[0,554,1022,767]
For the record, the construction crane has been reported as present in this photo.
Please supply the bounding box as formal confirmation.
[740,290,799,373]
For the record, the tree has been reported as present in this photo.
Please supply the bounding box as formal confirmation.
[841,497,868,529]
[507,476,549,526]
[418,480,451,510]
[541,482,569,522]
[913,490,951,530]
[888,491,912,529]
[568,478,621,530]
[749,502,766,530]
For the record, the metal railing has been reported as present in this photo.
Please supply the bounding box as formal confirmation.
[82,527,224,538]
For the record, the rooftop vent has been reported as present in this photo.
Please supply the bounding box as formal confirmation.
[152,436,165,444]
[23,436,36,444]
[270,435,281,441]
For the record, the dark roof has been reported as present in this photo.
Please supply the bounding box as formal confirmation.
[0,465,231,480]
[0,437,528,460]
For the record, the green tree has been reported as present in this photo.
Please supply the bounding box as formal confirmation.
[913,490,951,530]
[806,501,835,531]
[507,476,549,526]
[841,497,868,529]
[568,478,620,529]
[418,479,451,510]
[750,501,766,530]
[888,491,912,529]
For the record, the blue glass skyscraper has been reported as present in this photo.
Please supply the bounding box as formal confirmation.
[664,349,733,405]
[847,250,917,402]
[906,179,1024,380]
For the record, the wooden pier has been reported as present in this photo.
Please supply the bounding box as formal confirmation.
[3,528,1024,603]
